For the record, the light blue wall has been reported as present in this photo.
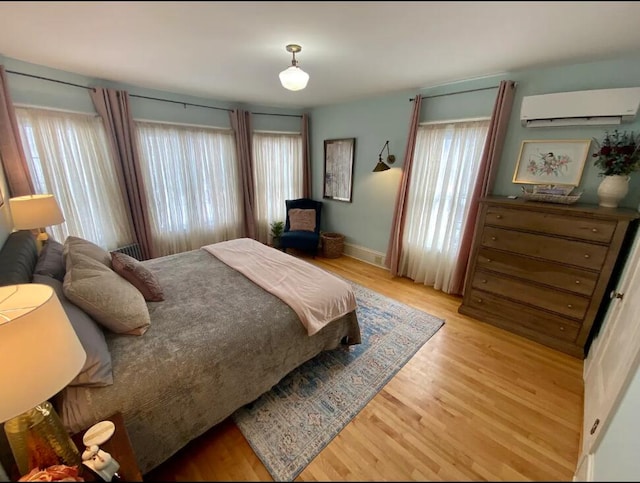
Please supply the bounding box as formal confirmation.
[494,54,640,207]
[311,91,412,252]
[4,52,640,256]
[311,53,640,255]
[593,359,640,481]
[1,56,303,132]
[311,77,502,253]
[0,54,304,250]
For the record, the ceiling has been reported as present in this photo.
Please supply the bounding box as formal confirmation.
[0,1,639,109]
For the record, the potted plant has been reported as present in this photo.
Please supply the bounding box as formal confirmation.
[592,130,640,207]
[270,220,284,248]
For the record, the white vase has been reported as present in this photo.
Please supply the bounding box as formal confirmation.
[597,175,630,208]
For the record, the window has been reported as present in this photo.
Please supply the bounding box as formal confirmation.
[16,107,134,249]
[399,119,490,293]
[135,121,243,256]
[252,132,303,243]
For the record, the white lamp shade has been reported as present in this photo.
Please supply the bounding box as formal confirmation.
[279,66,310,91]
[0,284,86,422]
[9,194,64,230]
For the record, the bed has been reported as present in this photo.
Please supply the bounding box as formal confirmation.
[0,231,361,475]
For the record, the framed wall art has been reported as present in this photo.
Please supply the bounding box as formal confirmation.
[512,139,591,186]
[323,137,355,202]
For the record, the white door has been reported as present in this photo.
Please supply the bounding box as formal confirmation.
[581,231,640,458]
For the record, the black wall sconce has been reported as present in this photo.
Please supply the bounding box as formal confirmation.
[373,140,396,172]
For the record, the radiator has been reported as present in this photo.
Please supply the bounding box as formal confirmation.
[113,242,143,261]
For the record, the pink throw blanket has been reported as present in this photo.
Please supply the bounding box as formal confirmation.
[202,238,357,336]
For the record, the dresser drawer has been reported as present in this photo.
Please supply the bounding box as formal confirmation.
[485,206,616,243]
[476,247,598,296]
[481,227,608,270]
[471,270,590,319]
[466,289,581,342]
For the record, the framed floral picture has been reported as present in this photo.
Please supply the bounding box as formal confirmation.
[513,139,591,186]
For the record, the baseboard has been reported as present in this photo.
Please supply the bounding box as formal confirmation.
[343,242,388,269]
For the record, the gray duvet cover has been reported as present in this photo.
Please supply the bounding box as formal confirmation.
[58,248,361,474]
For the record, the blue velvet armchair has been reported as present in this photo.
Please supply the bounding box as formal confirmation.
[280,198,323,256]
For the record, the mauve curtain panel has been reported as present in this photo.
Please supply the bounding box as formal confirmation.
[90,87,155,260]
[448,80,517,295]
[385,94,423,276]
[302,113,311,198]
[230,109,257,240]
[0,65,34,197]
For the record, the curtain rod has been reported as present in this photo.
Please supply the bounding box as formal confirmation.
[6,69,302,117]
[410,85,499,101]
[128,93,232,112]
[6,69,95,91]
[252,111,302,118]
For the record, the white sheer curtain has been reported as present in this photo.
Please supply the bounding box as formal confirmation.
[135,121,243,256]
[399,119,490,293]
[253,132,303,243]
[16,107,134,249]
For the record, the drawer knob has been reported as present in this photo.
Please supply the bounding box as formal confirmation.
[496,215,502,219]
[584,254,590,259]
[559,326,565,331]
[476,298,483,303]
[481,279,487,284]
[490,236,496,241]
[575,280,581,285]
[590,418,600,435]
[485,258,492,263]
[567,304,573,309]
[610,291,624,300]
[592,228,598,233]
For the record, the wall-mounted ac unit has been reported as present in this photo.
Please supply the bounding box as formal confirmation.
[520,87,640,128]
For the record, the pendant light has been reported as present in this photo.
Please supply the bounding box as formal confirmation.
[279,44,309,91]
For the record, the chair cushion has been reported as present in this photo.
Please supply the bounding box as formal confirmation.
[280,231,320,250]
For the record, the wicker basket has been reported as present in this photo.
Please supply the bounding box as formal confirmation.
[321,232,345,259]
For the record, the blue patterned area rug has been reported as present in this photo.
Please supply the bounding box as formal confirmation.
[232,281,445,481]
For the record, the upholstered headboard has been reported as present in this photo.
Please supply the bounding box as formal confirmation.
[0,230,38,474]
[0,230,38,287]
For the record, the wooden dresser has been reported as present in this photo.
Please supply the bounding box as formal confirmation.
[458,196,639,358]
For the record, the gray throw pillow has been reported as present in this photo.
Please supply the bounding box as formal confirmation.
[34,239,65,281]
[63,235,112,269]
[33,274,113,387]
[63,251,151,336]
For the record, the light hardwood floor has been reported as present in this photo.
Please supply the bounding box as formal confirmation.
[149,255,584,481]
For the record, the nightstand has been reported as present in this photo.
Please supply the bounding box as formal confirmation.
[71,412,143,482]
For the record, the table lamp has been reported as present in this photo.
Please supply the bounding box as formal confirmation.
[0,284,86,477]
[8,194,65,253]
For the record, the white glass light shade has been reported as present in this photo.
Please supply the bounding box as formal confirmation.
[9,194,64,230]
[279,66,310,91]
[0,284,86,423]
